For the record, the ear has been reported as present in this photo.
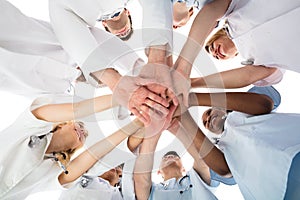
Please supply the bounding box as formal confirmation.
[188,7,194,17]
[102,20,107,27]
[124,9,130,16]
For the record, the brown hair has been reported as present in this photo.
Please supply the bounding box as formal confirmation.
[205,28,228,53]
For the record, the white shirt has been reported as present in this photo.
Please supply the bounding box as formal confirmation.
[219,111,300,200]
[223,0,300,74]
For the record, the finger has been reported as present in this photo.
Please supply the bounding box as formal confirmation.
[166,89,179,106]
[140,104,151,115]
[131,108,150,125]
[165,104,177,125]
[147,91,169,107]
[144,99,169,115]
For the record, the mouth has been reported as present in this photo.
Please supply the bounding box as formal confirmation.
[217,45,225,59]
[74,123,86,142]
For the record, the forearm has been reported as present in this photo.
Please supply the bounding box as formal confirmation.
[191,65,278,89]
[134,134,161,200]
[127,129,144,153]
[91,68,122,91]
[59,119,143,185]
[189,92,273,115]
[169,119,211,184]
[175,113,230,176]
[177,0,230,69]
[147,45,168,64]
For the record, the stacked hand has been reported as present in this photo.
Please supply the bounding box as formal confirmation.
[112,62,191,134]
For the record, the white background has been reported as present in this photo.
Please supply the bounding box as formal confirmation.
[2,0,300,199]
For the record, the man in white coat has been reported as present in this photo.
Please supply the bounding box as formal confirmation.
[49,0,176,126]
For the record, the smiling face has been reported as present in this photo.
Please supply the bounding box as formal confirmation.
[205,29,238,60]
[207,36,238,60]
[102,9,133,40]
[47,121,88,153]
[202,108,227,134]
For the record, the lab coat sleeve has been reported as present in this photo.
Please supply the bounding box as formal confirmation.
[139,0,173,52]
[49,1,99,67]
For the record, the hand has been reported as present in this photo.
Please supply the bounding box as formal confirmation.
[144,103,177,138]
[171,69,191,107]
[137,63,179,106]
[112,75,170,125]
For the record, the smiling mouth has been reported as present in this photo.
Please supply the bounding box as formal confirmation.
[217,45,225,59]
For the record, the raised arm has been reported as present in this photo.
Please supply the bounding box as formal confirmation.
[189,92,273,115]
[175,0,231,77]
[58,119,143,185]
[169,112,230,177]
[191,65,277,89]
[133,131,160,200]
[31,95,113,122]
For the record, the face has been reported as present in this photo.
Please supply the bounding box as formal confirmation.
[51,121,87,152]
[100,166,123,186]
[159,154,184,174]
[202,108,227,134]
[173,3,193,29]
[102,9,132,39]
[208,36,238,60]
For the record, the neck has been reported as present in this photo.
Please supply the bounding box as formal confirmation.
[163,171,183,181]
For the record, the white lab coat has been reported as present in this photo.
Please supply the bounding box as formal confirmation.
[48,0,142,77]
[0,97,63,199]
[0,0,80,96]
[218,111,300,200]
[223,0,300,74]
[59,177,123,200]
[48,0,171,80]
[0,94,137,199]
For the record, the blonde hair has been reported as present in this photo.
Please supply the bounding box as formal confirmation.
[52,121,88,167]
[205,28,228,53]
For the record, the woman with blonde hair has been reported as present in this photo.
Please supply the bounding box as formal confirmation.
[0,94,143,199]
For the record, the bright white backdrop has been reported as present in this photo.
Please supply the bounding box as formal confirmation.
[1,0,300,199]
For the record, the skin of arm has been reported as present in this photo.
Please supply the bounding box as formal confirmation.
[175,0,232,77]
[133,132,161,200]
[189,92,273,115]
[168,112,212,184]
[191,65,277,89]
[58,119,143,185]
[31,95,114,122]
[169,113,231,177]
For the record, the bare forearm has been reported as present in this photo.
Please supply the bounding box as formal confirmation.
[177,113,230,176]
[189,92,273,115]
[191,65,277,89]
[59,119,143,184]
[147,45,168,64]
[134,134,161,200]
[178,0,230,68]
[92,68,122,91]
